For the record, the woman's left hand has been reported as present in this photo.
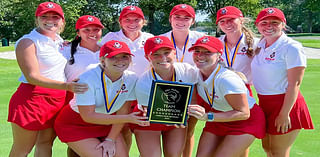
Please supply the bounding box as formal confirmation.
[96,139,116,157]
[188,104,207,121]
[275,113,291,133]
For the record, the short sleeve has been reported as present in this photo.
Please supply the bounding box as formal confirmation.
[76,73,96,106]
[285,43,307,69]
[217,72,247,97]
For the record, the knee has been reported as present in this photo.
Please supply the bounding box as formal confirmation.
[36,136,55,147]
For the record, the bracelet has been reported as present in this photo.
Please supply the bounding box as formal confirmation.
[104,138,115,143]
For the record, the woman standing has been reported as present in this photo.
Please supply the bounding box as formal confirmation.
[132,36,198,157]
[55,40,149,157]
[188,36,265,157]
[99,5,153,74]
[216,6,258,96]
[161,4,205,156]
[252,8,314,157]
[7,2,87,156]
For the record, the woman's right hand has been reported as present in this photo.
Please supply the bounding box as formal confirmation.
[128,112,150,126]
[95,139,116,157]
[66,81,88,94]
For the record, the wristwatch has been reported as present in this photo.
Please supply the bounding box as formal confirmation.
[207,112,214,122]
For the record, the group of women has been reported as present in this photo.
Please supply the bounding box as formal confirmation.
[7,1,313,157]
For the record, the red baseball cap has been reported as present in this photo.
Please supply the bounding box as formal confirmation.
[75,15,104,29]
[170,4,195,18]
[35,2,64,19]
[189,36,223,55]
[100,40,133,58]
[255,8,286,24]
[119,6,145,21]
[216,6,243,24]
[144,36,175,56]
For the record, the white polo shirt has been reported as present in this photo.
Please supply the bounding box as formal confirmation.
[161,31,205,65]
[219,34,259,84]
[251,33,306,95]
[99,30,154,75]
[60,45,100,82]
[75,65,137,114]
[197,65,256,112]
[16,29,67,82]
[135,62,198,107]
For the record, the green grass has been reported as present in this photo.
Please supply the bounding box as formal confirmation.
[287,33,320,37]
[0,46,14,52]
[294,39,320,48]
[0,58,319,157]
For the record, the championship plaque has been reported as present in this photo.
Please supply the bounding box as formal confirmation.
[147,80,194,125]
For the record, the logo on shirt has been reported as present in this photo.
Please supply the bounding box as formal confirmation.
[117,84,128,93]
[265,52,276,61]
[237,47,247,55]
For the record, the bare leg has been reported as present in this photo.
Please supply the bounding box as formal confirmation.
[34,128,56,157]
[183,117,197,157]
[67,147,80,157]
[163,128,187,157]
[134,130,162,157]
[263,130,300,157]
[9,123,38,157]
[214,134,255,157]
[121,124,132,151]
[196,131,223,157]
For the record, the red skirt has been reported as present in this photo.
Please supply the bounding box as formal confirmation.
[8,83,66,130]
[258,91,314,135]
[197,94,266,139]
[54,105,112,143]
[129,104,175,131]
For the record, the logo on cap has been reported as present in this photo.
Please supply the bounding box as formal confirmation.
[267,8,275,14]
[154,38,163,44]
[201,37,209,43]
[129,6,136,11]
[181,4,187,9]
[113,42,122,49]
[47,3,54,8]
[221,8,227,15]
[87,16,94,22]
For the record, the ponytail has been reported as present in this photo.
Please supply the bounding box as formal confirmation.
[241,26,254,57]
[69,35,81,65]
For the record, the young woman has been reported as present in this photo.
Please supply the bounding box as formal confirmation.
[161,4,205,65]
[59,15,104,157]
[131,36,198,157]
[161,4,205,156]
[7,2,87,156]
[99,5,153,74]
[54,40,149,157]
[216,6,258,96]
[188,36,266,157]
[253,8,314,157]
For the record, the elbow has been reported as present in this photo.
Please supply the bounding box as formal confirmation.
[240,111,250,120]
[24,72,40,84]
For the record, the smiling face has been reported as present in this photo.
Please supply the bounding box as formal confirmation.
[217,17,242,34]
[170,11,194,31]
[256,16,285,40]
[192,47,220,73]
[78,25,102,45]
[120,13,144,33]
[36,12,64,33]
[102,53,132,74]
[148,48,176,72]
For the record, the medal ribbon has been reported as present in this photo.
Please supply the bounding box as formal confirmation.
[224,34,243,67]
[151,68,176,81]
[171,32,189,62]
[204,65,221,107]
[101,71,123,113]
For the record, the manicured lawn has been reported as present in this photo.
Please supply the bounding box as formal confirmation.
[0,46,14,52]
[0,58,319,156]
[294,39,320,49]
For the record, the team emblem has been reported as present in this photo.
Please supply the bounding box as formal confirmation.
[201,37,209,43]
[270,52,276,58]
[181,4,187,9]
[87,16,94,22]
[47,3,54,8]
[267,8,275,14]
[129,6,136,11]
[221,8,227,15]
[121,84,126,90]
[154,38,163,44]
[113,42,122,49]
[241,47,247,52]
